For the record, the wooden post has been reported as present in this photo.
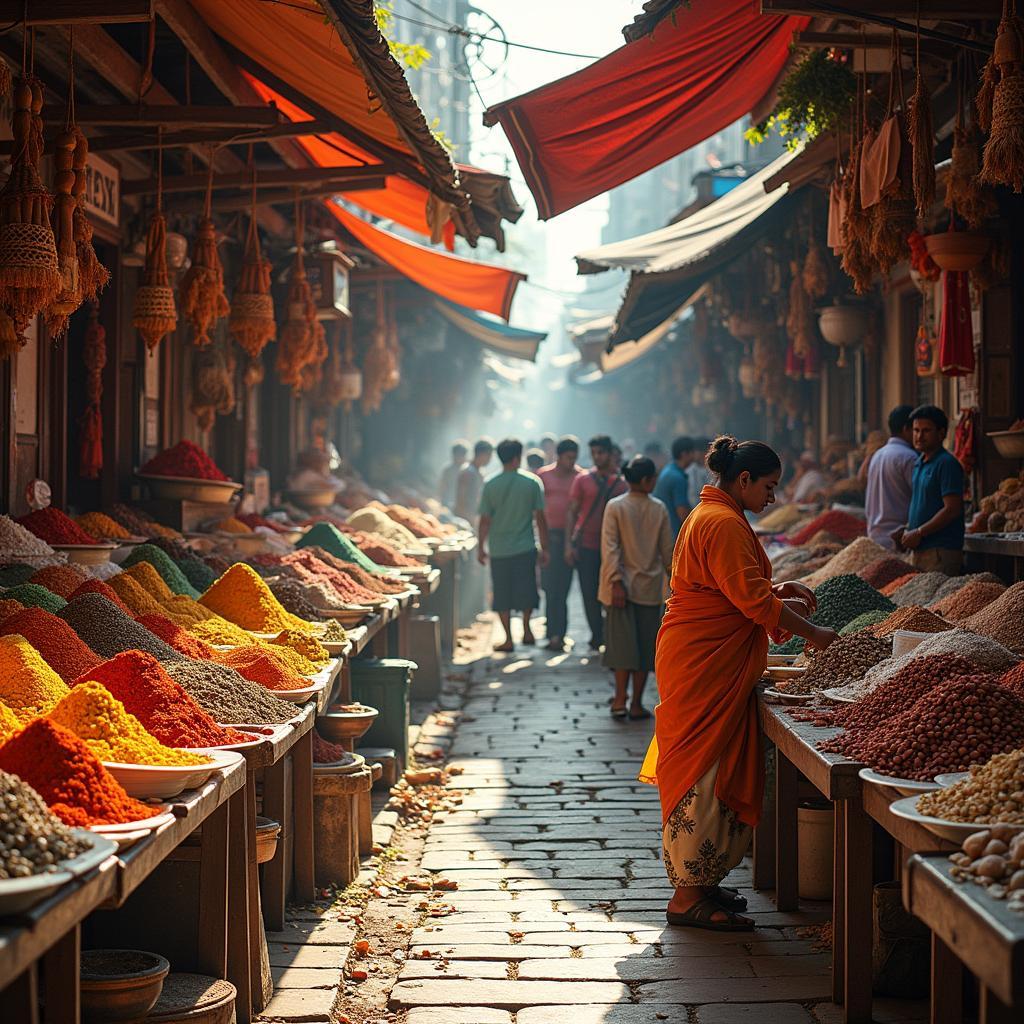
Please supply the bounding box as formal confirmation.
[775,751,799,911]
[753,742,777,891]
[292,729,316,903]
[197,798,230,978]
[261,763,288,934]
[832,801,847,1004]
[932,934,964,1024]
[844,799,874,1024]
[40,927,78,1024]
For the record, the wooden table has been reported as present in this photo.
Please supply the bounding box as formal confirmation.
[905,853,1024,1023]
[964,535,1024,583]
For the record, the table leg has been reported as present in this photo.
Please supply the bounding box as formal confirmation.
[775,751,799,911]
[40,925,78,1024]
[9,966,39,1024]
[832,801,846,1005]
[262,760,287,933]
[753,744,776,891]
[247,777,266,1015]
[197,798,229,978]
[844,799,873,1024]
[931,934,963,1024]
[292,729,315,903]
[226,784,253,1024]
[980,987,1017,1024]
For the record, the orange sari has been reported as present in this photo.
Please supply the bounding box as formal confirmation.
[640,486,783,829]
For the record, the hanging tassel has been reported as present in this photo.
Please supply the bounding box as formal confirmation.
[179,158,229,346]
[947,71,999,227]
[802,239,829,299]
[72,130,109,304]
[979,0,1024,191]
[190,343,236,431]
[133,132,176,352]
[229,162,275,360]
[276,200,318,394]
[78,302,105,478]
[841,136,874,293]
[908,12,936,219]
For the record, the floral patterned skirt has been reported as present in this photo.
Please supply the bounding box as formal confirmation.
[662,761,751,888]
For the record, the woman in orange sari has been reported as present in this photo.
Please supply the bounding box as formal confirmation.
[640,436,837,931]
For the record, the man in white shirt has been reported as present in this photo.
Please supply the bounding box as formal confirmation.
[439,440,468,510]
[865,405,917,550]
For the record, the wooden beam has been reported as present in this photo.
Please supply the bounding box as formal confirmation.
[762,0,998,14]
[124,164,392,196]
[793,30,954,53]
[0,0,154,23]
[42,104,282,128]
[163,179,387,215]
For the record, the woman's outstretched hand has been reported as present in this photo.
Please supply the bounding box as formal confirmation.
[805,625,838,652]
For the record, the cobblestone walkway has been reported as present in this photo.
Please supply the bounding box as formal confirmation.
[389,616,873,1024]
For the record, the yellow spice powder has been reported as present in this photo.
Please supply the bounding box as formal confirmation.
[48,681,209,767]
[125,561,177,604]
[107,573,166,618]
[199,563,314,633]
[215,517,252,534]
[270,628,330,666]
[0,634,71,721]
[188,615,254,646]
[76,511,131,540]
[0,701,22,743]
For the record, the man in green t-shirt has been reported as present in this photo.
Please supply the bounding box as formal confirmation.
[477,439,549,652]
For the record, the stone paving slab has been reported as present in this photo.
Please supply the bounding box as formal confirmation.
[390,979,632,1008]
[269,967,341,990]
[515,955,758,981]
[267,944,345,969]
[258,987,336,1022]
[517,1008,698,1024]
[697,1005,814,1023]
[637,976,833,1003]
[408,944,576,960]
[405,1009,513,1024]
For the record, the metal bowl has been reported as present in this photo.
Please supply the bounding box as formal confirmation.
[987,430,1024,461]
[137,473,242,503]
[80,949,170,1023]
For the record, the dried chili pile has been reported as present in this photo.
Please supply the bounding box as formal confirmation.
[75,651,250,748]
[164,659,296,725]
[297,523,382,574]
[0,607,101,683]
[0,634,71,720]
[27,563,89,599]
[16,508,99,546]
[199,563,313,633]
[858,556,918,590]
[69,578,131,613]
[2,584,67,615]
[58,593,184,663]
[213,646,308,692]
[140,440,228,481]
[788,510,866,546]
[123,543,200,598]
[75,512,131,541]
[0,718,161,826]
[137,613,217,660]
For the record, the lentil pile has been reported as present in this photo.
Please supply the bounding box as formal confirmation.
[140,440,228,481]
[858,556,917,590]
[947,827,1024,914]
[963,583,1024,652]
[297,522,382,574]
[58,594,184,662]
[17,508,98,545]
[2,584,67,614]
[891,572,949,607]
[824,676,1024,779]
[919,750,1024,824]
[200,563,313,633]
[869,605,950,639]
[76,651,249,748]
[808,574,895,632]
[0,608,101,682]
[122,544,200,598]
[788,510,866,546]
[0,769,90,877]
[0,635,71,720]
[0,719,162,826]
[931,580,1008,622]
[164,659,296,725]
[779,632,891,695]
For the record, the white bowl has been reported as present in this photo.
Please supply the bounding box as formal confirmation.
[859,767,941,797]
[892,630,936,659]
[890,794,1024,843]
[934,772,970,788]
[50,543,118,566]
[102,750,240,800]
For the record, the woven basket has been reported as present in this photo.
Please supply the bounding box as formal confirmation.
[0,221,59,280]
[133,283,178,351]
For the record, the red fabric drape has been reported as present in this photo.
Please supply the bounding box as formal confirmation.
[326,204,524,321]
[938,271,975,376]
[483,2,807,219]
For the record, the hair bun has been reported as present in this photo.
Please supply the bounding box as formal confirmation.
[705,435,739,474]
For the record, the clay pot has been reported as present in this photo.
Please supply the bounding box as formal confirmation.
[924,231,990,272]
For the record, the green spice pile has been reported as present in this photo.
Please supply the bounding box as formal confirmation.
[839,610,890,635]
[121,544,199,598]
[297,523,381,574]
[1,584,67,614]
[0,769,90,877]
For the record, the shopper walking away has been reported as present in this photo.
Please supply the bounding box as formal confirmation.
[539,433,558,465]
[895,405,965,574]
[439,440,468,510]
[601,456,673,720]
[525,448,546,474]
[640,436,837,931]
[477,439,549,653]
[537,437,584,652]
[455,438,493,523]
[865,405,916,550]
[566,435,627,651]
[654,435,695,538]
[686,438,711,509]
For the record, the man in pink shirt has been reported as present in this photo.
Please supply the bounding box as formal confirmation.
[537,437,584,651]
[565,435,628,651]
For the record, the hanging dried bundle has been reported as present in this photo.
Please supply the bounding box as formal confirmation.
[179,165,228,346]
[0,60,11,101]
[786,258,814,358]
[229,196,275,360]
[72,131,108,304]
[383,299,401,392]
[802,239,829,299]
[0,76,60,352]
[971,233,1010,290]
[133,211,177,351]
[946,124,998,226]
[242,355,264,390]
[44,128,80,338]
[362,337,388,414]
[320,328,348,406]
[298,320,328,394]
[276,238,319,393]
[979,0,1024,192]
[841,136,874,294]
[190,343,236,432]
[79,303,105,479]
[908,56,936,218]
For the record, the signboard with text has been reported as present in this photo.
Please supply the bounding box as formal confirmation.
[83,153,120,228]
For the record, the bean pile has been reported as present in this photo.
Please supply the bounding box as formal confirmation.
[0,769,90,877]
[808,574,895,631]
[858,556,916,590]
[892,572,949,607]
[164,659,296,725]
[58,594,183,663]
[839,610,890,635]
[825,677,1024,780]
[870,605,949,639]
[932,580,1008,622]
[882,573,917,596]
[919,749,1024,824]
[963,583,1024,652]
[780,633,891,695]
[947,827,1024,914]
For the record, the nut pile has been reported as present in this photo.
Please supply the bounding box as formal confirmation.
[919,749,1024,824]
[780,633,891,695]
[824,676,1024,780]
[869,605,950,639]
[0,769,90,877]
[948,827,1024,913]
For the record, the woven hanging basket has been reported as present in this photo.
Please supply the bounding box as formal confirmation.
[132,210,177,352]
[180,214,229,347]
[229,215,275,360]
[979,4,1024,192]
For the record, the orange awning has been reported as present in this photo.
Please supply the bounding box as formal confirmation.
[326,204,524,321]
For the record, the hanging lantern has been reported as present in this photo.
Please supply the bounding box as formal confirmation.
[179,161,229,347]
[229,175,275,361]
[978,0,1024,192]
[308,244,353,320]
[818,301,868,369]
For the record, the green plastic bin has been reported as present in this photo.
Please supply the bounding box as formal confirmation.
[350,658,416,769]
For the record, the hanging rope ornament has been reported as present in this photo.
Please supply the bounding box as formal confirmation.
[72,129,108,305]
[179,154,228,346]
[361,280,389,414]
[276,200,318,393]
[947,75,998,226]
[978,0,1024,192]
[132,133,177,351]
[229,161,275,360]
[841,68,874,294]
[0,62,61,352]
[802,213,830,300]
[79,302,105,479]
[190,342,236,432]
[908,8,936,218]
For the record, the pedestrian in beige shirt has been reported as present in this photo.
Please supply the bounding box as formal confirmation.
[600,456,674,720]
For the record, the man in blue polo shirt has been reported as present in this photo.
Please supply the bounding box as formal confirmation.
[897,405,965,575]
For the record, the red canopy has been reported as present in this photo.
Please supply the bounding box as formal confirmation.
[483,1,807,219]
[326,204,524,321]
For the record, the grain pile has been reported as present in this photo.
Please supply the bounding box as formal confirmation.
[798,537,892,589]
[0,515,61,565]
[891,572,950,607]
[919,750,1024,824]
[882,573,917,596]
[777,633,891,695]
[930,572,1003,605]
[164,659,296,725]
[931,580,1008,622]
[963,583,1024,652]
[869,606,950,639]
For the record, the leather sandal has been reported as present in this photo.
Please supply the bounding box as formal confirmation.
[712,886,748,911]
[666,896,754,932]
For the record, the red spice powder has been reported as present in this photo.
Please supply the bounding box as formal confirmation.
[69,578,133,614]
[788,510,866,547]
[858,557,918,591]
[315,550,407,594]
[16,507,99,545]
[0,718,160,826]
[253,550,382,605]
[140,440,228,481]
[0,599,24,623]
[313,730,348,764]
[28,563,90,599]
[236,513,293,534]
[881,573,917,597]
[346,530,426,569]
[74,651,250,748]
[137,613,217,659]
[214,646,308,691]
[0,607,102,682]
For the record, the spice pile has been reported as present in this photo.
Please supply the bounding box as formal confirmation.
[757,504,806,532]
[213,646,308,691]
[891,572,949,607]
[187,615,255,648]
[298,522,383,573]
[344,530,426,570]
[164,659,296,725]
[930,572,1003,605]
[808,574,894,632]
[869,606,949,639]
[0,515,61,565]
[70,579,130,613]
[140,440,228,481]
[931,580,1008,622]
[0,719,162,826]
[123,544,200,598]
[948,827,1024,914]
[799,536,893,588]
[2,584,67,615]
[779,633,891,695]
[268,578,331,619]
[858,556,917,590]
[28,564,88,599]
[176,554,216,593]
[919,750,1024,824]
[0,608,101,682]
[0,703,21,744]
[0,769,90,877]
[824,676,1024,779]
[315,550,407,594]
[59,594,184,663]
[107,573,165,618]
[788,510,866,546]
[963,583,1024,652]
[0,635,71,720]
[269,629,330,666]
[200,563,314,633]
[16,508,99,546]
[839,610,891,635]
[137,614,217,660]
[312,731,350,764]
[75,512,131,540]
[256,550,384,606]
